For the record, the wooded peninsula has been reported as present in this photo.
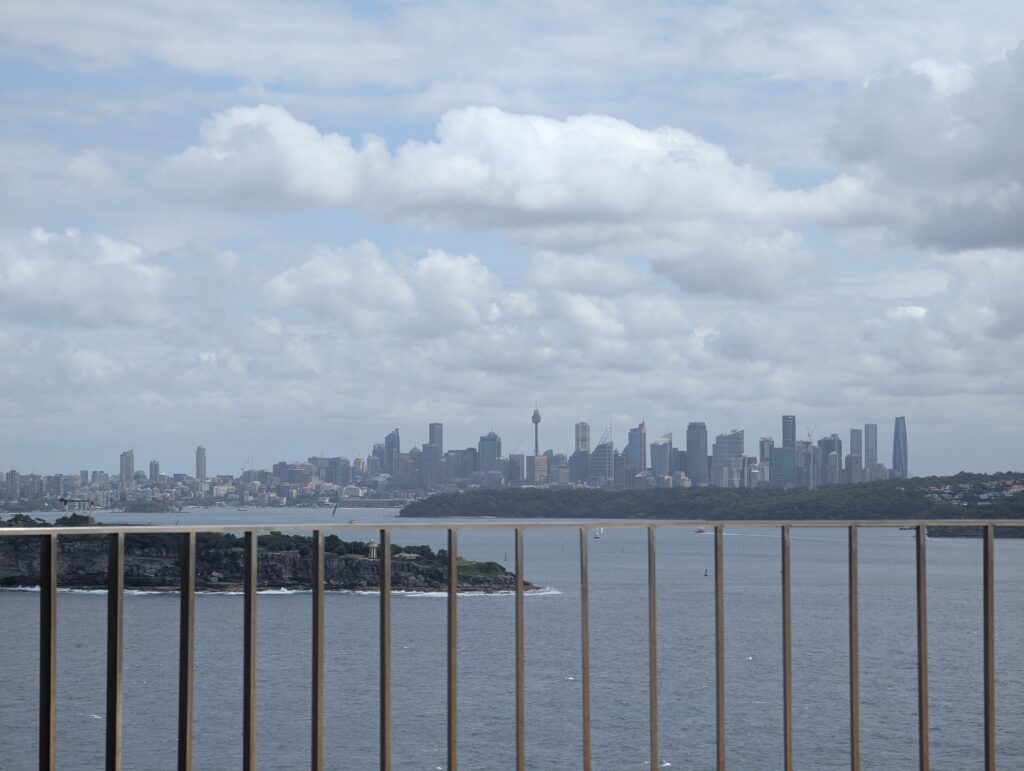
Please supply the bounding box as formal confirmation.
[400,473,1024,522]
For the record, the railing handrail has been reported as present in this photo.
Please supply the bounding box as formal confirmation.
[0,517,1020,537]
[2,519,1010,771]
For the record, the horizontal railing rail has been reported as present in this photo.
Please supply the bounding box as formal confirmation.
[1,518,1015,771]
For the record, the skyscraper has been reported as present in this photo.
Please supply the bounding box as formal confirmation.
[120,449,135,488]
[149,460,160,482]
[864,424,878,467]
[686,422,708,486]
[575,422,591,453]
[759,436,774,464]
[892,417,909,479]
[650,434,672,477]
[626,421,647,474]
[196,446,207,481]
[782,415,796,449]
[712,429,745,487]
[384,429,401,474]
[429,423,444,455]
[850,428,863,461]
[478,431,502,472]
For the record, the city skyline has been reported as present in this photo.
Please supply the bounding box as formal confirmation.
[6,411,917,481]
[3,5,1024,479]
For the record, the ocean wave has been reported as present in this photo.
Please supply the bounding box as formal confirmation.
[1,585,563,597]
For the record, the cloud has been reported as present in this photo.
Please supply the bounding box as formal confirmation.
[154,105,382,208]
[0,228,171,326]
[831,44,1024,250]
[264,241,500,336]
[161,104,821,299]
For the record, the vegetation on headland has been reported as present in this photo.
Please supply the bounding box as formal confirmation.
[0,516,528,590]
[400,473,1024,521]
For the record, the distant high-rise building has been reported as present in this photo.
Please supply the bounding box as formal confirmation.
[712,429,745,487]
[383,429,401,474]
[759,437,774,464]
[686,422,708,486]
[120,450,135,488]
[532,407,542,456]
[625,421,647,475]
[782,415,796,449]
[818,434,842,470]
[429,423,444,455]
[650,434,673,477]
[850,429,863,462]
[590,441,615,484]
[149,460,160,482]
[892,417,909,479]
[79,470,89,486]
[575,422,591,453]
[6,470,19,498]
[864,424,878,468]
[478,431,502,473]
[196,446,207,482]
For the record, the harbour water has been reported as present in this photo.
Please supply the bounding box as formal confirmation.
[1,507,1022,769]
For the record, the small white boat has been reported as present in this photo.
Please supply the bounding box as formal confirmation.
[593,527,604,539]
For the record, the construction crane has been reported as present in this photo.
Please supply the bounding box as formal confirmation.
[806,424,817,444]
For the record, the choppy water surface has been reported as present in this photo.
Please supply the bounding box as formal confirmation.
[2,508,1022,770]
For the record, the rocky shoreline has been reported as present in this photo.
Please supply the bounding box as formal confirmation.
[0,532,534,593]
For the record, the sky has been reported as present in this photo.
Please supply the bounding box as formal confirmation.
[2,1,1023,477]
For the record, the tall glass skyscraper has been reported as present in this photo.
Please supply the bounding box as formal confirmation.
[686,422,708,486]
[782,415,796,448]
[575,422,591,453]
[892,417,909,479]
[863,424,878,467]
[195,446,206,481]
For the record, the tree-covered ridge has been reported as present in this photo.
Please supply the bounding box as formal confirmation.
[400,474,1024,520]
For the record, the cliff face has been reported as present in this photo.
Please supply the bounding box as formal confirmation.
[0,536,527,592]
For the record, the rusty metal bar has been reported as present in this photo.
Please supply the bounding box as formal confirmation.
[178,532,195,771]
[715,526,726,771]
[782,525,793,771]
[4,518,1021,538]
[579,528,592,771]
[648,526,659,771]
[916,525,929,771]
[312,530,325,771]
[448,528,458,771]
[983,524,995,771]
[106,533,124,771]
[39,534,57,771]
[515,528,525,771]
[243,531,257,771]
[379,529,392,771]
[849,526,861,771]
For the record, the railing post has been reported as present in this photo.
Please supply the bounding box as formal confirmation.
[849,526,861,771]
[379,529,392,771]
[647,526,659,771]
[178,532,195,771]
[983,524,995,771]
[514,528,525,771]
[579,528,592,771]
[782,525,793,771]
[447,528,458,771]
[243,531,257,771]
[106,533,124,771]
[312,530,325,771]
[916,525,930,771]
[715,526,726,771]
[39,533,57,771]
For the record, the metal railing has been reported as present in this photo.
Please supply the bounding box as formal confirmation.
[1,518,1016,771]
